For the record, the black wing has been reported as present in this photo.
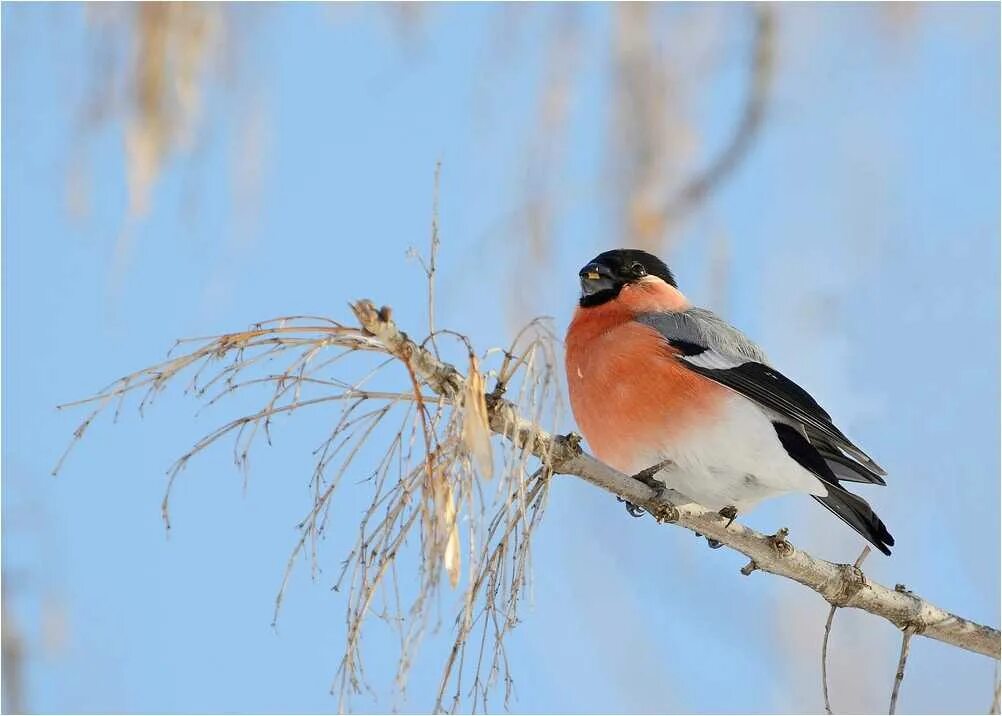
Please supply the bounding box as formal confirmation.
[774,424,894,555]
[637,309,893,554]
[637,309,886,477]
[690,361,885,476]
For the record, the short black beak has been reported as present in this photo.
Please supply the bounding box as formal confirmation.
[579,262,617,297]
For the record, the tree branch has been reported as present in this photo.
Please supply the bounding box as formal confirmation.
[352,298,1001,662]
[888,625,915,714]
[822,546,871,714]
[990,664,1000,715]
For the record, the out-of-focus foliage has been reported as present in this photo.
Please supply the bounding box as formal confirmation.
[73,4,225,220]
[71,4,930,322]
[73,5,776,275]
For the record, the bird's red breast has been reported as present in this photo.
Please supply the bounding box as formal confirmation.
[565,278,729,473]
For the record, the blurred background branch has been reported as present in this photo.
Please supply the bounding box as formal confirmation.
[661,4,775,229]
[2,590,26,715]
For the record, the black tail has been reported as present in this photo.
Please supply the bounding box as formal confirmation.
[813,484,894,556]
[772,422,894,555]
[810,432,886,485]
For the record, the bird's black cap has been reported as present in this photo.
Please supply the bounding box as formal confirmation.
[578,249,676,307]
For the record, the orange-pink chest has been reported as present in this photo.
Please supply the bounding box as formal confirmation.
[564,301,726,473]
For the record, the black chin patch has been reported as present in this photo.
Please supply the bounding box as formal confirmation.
[579,287,622,307]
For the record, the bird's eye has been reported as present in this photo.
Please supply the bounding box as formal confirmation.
[630,262,647,277]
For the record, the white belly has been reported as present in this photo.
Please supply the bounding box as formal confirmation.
[631,394,828,512]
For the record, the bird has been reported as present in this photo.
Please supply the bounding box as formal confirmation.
[564,248,894,555]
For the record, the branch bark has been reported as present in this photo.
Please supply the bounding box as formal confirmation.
[351,299,1001,662]
[888,626,915,714]
[822,546,871,714]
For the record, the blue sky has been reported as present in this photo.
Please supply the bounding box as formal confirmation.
[3,3,999,713]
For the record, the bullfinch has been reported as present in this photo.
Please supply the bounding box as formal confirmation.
[564,249,894,555]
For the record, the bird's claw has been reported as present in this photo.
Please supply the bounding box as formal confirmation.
[616,496,646,518]
[617,481,677,522]
[630,459,673,491]
[696,507,737,549]
[626,502,646,518]
[615,460,672,520]
[694,532,724,549]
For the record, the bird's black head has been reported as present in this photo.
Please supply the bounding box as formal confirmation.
[578,249,676,307]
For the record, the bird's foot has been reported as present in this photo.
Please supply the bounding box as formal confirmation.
[693,531,721,547]
[615,460,671,520]
[616,478,678,523]
[630,459,673,491]
[697,507,738,549]
[718,505,738,529]
[616,496,646,518]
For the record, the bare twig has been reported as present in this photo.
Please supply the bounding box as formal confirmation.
[427,160,441,356]
[889,626,915,714]
[822,545,872,714]
[990,663,1000,715]
[59,297,563,712]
